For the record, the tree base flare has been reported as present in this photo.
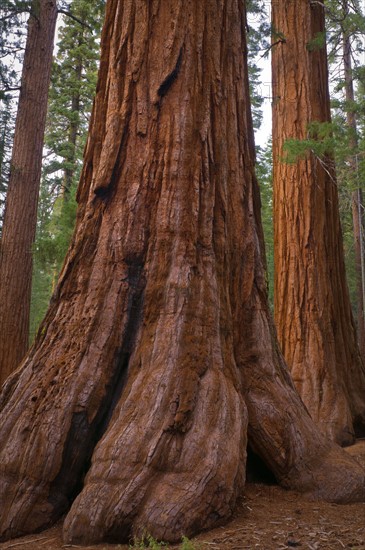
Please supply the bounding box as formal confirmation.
[62,369,247,544]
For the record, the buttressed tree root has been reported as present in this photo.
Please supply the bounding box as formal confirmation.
[0,0,364,545]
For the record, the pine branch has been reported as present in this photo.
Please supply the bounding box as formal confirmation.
[0,9,31,22]
[0,86,21,93]
[260,38,286,58]
[57,9,92,31]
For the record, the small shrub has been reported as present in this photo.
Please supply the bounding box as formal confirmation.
[129,533,168,549]
[128,533,201,549]
[180,535,201,550]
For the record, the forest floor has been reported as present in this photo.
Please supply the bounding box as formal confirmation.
[0,442,364,550]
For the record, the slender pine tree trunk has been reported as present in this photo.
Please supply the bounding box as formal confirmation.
[0,0,58,384]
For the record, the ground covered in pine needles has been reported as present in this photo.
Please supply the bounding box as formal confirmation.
[1,443,364,550]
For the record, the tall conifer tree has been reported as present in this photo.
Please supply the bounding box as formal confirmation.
[0,0,58,384]
[272,0,365,444]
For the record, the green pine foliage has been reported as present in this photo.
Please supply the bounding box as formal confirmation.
[256,139,274,307]
[282,121,338,162]
[306,31,326,51]
[0,95,14,228]
[30,0,105,340]
[332,0,364,305]
[326,0,365,66]
[0,0,29,231]
[45,0,104,192]
[246,0,270,130]
[128,534,201,550]
[0,1,28,86]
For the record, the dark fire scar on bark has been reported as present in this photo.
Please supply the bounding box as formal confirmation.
[158,47,183,98]
[47,260,146,520]
[93,120,131,199]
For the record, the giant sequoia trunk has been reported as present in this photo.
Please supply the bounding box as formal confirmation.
[0,0,364,545]
[272,0,365,445]
[0,0,58,383]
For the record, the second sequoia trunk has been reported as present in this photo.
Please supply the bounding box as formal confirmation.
[0,0,364,545]
[272,0,365,445]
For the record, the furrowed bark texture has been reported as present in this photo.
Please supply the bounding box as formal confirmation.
[0,0,58,383]
[0,0,364,545]
[272,0,365,445]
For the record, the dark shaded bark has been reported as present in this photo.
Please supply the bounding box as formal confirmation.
[0,0,364,545]
[0,0,58,383]
[272,0,365,445]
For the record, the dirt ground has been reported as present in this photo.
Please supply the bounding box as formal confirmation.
[1,443,364,550]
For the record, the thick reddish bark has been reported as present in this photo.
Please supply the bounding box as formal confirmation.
[0,0,364,545]
[0,0,58,383]
[272,0,365,445]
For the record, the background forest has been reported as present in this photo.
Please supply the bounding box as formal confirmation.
[0,0,364,343]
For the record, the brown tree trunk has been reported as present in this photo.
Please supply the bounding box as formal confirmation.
[272,0,365,445]
[0,0,58,384]
[343,30,365,358]
[0,0,364,545]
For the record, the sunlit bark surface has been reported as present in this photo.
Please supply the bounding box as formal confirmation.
[272,0,365,445]
[0,0,364,545]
